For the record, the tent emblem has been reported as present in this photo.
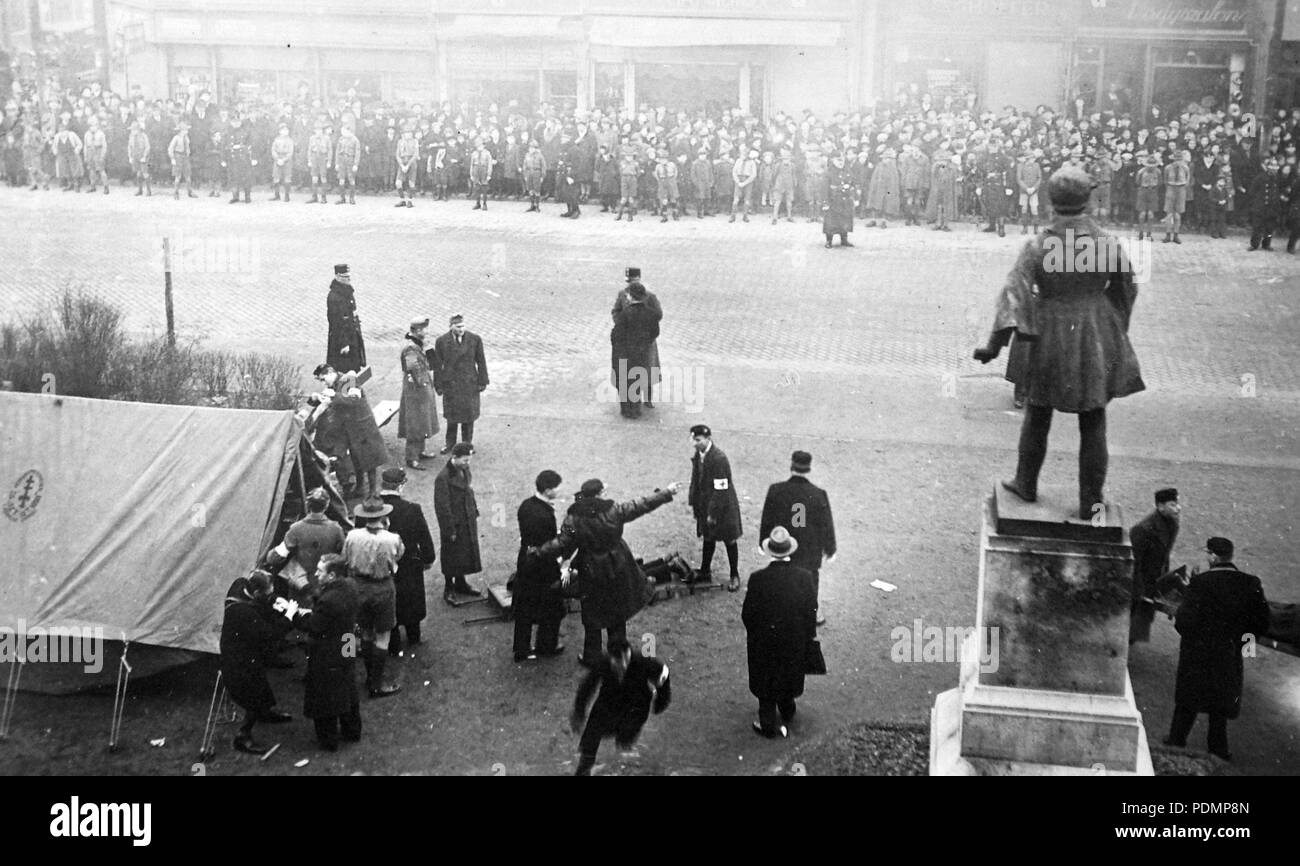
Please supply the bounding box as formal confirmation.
[3,470,43,523]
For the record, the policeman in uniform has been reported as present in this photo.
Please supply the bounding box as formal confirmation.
[224,113,254,204]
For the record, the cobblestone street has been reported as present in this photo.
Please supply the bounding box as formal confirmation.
[4,185,1299,776]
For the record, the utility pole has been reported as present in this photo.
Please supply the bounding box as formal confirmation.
[93,0,111,90]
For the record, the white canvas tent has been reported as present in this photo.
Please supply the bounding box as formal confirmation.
[0,391,343,657]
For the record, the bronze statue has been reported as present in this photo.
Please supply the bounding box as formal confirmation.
[974,165,1145,520]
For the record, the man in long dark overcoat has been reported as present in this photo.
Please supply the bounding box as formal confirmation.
[610,282,660,419]
[430,314,489,453]
[513,469,567,661]
[1128,487,1180,645]
[689,425,743,590]
[742,527,817,739]
[1164,537,1269,761]
[759,450,837,626]
[298,554,362,751]
[378,467,435,653]
[326,263,366,373]
[611,266,661,406]
[433,443,482,603]
[530,479,680,666]
[822,151,856,248]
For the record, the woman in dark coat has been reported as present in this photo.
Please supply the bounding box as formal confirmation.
[220,571,295,753]
[822,152,856,248]
[532,480,679,665]
[297,555,362,751]
[742,527,817,738]
[974,165,1145,519]
[513,471,567,661]
[596,147,619,211]
[433,445,482,600]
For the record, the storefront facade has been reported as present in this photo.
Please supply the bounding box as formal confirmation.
[878,0,1277,119]
[127,0,862,117]
[103,0,1283,121]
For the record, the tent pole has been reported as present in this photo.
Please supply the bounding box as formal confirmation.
[199,670,224,760]
[0,659,23,739]
[108,641,132,752]
[294,447,308,519]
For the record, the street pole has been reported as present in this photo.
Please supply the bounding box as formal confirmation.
[163,236,175,347]
[93,0,110,90]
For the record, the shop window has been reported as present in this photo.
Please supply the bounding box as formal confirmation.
[451,75,536,115]
[889,43,981,112]
[172,68,214,102]
[219,69,278,105]
[544,71,577,113]
[636,64,737,116]
[327,73,382,106]
[595,63,624,112]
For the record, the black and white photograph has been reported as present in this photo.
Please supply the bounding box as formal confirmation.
[1,0,1299,818]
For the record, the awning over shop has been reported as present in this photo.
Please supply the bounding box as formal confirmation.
[587,17,843,48]
[437,15,567,40]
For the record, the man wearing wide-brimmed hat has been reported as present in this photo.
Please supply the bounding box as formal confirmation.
[342,497,404,698]
[742,526,817,739]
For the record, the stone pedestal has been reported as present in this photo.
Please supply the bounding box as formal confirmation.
[929,487,1155,775]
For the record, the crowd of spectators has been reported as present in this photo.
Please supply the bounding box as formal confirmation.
[3,75,1299,240]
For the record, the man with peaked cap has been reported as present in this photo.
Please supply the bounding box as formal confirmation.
[688,425,743,591]
[326,263,366,373]
[974,165,1145,520]
[1129,488,1181,645]
[342,497,404,698]
[611,267,662,407]
[743,527,817,739]
[610,280,660,419]
[399,315,439,470]
[434,442,482,603]
[224,111,254,204]
[378,467,435,656]
[1164,537,1269,761]
[760,451,837,627]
